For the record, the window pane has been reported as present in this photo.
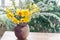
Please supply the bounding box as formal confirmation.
[5,0,12,6]
[15,0,19,6]
[0,0,1,6]
[5,0,19,6]
[58,0,60,6]
[21,0,25,2]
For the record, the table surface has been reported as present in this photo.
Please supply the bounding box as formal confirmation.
[1,31,60,40]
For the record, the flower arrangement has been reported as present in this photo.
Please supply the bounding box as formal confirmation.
[5,3,39,24]
[0,0,39,40]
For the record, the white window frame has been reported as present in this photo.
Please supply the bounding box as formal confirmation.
[1,0,20,7]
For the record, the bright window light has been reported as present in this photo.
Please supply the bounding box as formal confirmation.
[5,0,12,6]
[15,0,19,6]
[0,0,1,6]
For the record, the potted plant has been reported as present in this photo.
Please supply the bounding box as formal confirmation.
[0,0,39,40]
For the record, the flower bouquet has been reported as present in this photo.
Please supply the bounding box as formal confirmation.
[1,0,39,40]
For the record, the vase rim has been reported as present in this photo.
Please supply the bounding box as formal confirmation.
[17,22,28,27]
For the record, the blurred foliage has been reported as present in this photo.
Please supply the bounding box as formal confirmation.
[29,0,60,32]
[29,12,60,32]
[0,0,60,33]
[0,14,16,31]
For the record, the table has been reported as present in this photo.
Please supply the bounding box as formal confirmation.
[1,31,60,40]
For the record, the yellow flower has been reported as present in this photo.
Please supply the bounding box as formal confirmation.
[12,17,19,24]
[5,8,11,13]
[16,9,22,16]
[20,18,30,23]
[32,4,37,8]
[6,12,14,19]
[22,9,31,17]
[24,18,30,22]
[32,7,39,12]
[33,4,39,12]
[30,4,39,13]
[16,9,30,17]
[18,9,31,23]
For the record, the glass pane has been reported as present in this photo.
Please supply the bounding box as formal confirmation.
[5,0,19,6]
[15,0,19,6]
[0,0,1,6]
[57,0,60,6]
[5,0,12,6]
[21,0,25,2]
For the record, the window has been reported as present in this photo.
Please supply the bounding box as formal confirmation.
[57,0,60,6]
[0,0,26,7]
[5,0,19,6]
[15,0,19,6]
[0,0,1,6]
[5,0,13,6]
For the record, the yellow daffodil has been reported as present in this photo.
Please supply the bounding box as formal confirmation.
[6,3,39,24]
[16,8,22,16]
[22,9,32,17]
[18,9,31,23]
[6,12,14,19]
[29,4,39,13]
[24,18,30,22]
[5,8,11,13]
[31,7,39,12]
[32,4,37,8]
[20,18,30,23]
[12,17,19,24]
[32,4,39,12]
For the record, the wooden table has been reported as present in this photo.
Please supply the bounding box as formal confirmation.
[1,31,60,40]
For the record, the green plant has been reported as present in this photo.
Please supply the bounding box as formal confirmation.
[29,0,60,32]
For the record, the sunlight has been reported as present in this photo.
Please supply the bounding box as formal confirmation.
[0,0,1,6]
[57,0,60,6]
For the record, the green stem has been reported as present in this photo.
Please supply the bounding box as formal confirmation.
[10,0,16,9]
[0,9,6,13]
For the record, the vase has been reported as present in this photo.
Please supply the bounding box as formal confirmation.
[14,23,30,40]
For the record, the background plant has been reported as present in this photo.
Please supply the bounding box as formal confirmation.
[29,0,60,33]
